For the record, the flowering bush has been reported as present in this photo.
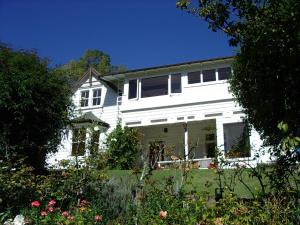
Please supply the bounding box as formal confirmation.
[22,199,103,224]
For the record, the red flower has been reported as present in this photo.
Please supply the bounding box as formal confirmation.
[48,199,56,207]
[159,210,167,219]
[62,211,69,217]
[95,214,102,222]
[31,201,40,207]
[40,211,48,216]
[48,207,54,213]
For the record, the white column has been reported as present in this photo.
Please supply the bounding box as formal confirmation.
[216,118,225,154]
[184,123,189,160]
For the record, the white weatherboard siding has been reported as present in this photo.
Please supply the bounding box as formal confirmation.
[48,57,268,168]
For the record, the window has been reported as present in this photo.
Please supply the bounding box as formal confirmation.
[223,122,250,158]
[218,67,231,80]
[187,71,201,84]
[92,89,101,106]
[171,73,182,93]
[128,79,138,99]
[80,90,89,107]
[90,130,100,155]
[203,69,216,82]
[141,75,168,98]
[71,128,86,156]
[205,134,216,158]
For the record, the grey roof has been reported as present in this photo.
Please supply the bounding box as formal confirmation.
[71,112,110,128]
[105,56,234,76]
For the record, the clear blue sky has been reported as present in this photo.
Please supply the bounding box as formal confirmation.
[0,0,235,70]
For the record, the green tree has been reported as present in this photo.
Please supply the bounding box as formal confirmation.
[58,49,126,81]
[106,122,141,169]
[0,44,73,173]
[177,0,300,145]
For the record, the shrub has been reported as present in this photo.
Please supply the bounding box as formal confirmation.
[106,122,141,169]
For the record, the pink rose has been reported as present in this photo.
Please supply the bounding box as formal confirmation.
[40,211,48,216]
[95,214,102,222]
[48,207,54,212]
[159,210,167,219]
[31,201,40,207]
[62,211,69,217]
[80,199,88,206]
[48,199,56,207]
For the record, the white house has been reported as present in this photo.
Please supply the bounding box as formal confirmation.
[47,56,268,168]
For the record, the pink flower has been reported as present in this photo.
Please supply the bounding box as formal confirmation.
[80,199,88,206]
[159,210,167,219]
[62,211,69,217]
[67,215,74,221]
[31,201,40,207]
[48,207,54,213]
[95,214,102,222]
[48,199,56,207]
[40,211,48,216]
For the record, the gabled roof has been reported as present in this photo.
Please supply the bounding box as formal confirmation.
[71,111,109,128]
[72,67,118,92]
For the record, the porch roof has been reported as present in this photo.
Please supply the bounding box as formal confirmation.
[71,112,110,128]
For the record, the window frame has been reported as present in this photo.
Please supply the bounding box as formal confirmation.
[92,88,102,106]
[71,128,86,156]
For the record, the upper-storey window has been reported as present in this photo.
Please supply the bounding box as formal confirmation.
[203,69,216,82]
[128,79,138,99]
[141,75,168,98]
[92,89,101,106]
[171,73,182,93]
[80,90,89,107]
[187,71,201,84]
[218,67,231,80]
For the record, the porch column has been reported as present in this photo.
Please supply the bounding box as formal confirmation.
[183,122,189,160]
[216,118,225,154]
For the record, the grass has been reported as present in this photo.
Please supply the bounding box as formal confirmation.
[106,168,265,198]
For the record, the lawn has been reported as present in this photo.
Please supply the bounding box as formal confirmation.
[106,168,264,198]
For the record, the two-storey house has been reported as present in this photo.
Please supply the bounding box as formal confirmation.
[47,56,267,168]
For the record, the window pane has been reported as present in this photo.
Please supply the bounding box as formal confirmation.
[218,67,231,80]
[223,123,250,158]
[72,128,86,156]
[80,91,89,107]
[188,71,200,84]
[171,73,181,93]
[128,79,137,99]
[92,89,101,106]
[141,75,168,98]
[203,69,216,82]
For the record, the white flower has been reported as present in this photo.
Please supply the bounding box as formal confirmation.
[13,215,25,225]
[94,126,100,131]
[4,219,13,225]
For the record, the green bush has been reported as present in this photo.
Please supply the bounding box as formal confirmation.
[106,122,141,169]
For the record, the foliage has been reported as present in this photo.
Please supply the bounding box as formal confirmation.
[56,49,126,81]
[0,44,73,173]
[0,159,37,221]
[106,122,141,169]
[177,0,300,146]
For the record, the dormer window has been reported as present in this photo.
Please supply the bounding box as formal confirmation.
[92,89,102,106]
[80,90,89,107]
